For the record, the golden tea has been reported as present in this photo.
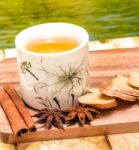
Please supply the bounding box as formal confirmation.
[26,37,79,53]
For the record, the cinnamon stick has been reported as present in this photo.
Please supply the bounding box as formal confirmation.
[0,89,28,136]
[3,84,36,132]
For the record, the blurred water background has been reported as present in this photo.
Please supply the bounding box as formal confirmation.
[0,0,139,49]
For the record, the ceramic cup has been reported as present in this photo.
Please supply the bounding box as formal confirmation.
[15,23,89,110]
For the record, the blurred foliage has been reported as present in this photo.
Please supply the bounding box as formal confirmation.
[0,0,139,48]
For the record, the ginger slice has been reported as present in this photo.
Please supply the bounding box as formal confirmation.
[100,81,137,101]
[128,72,139,88]
[100,75,139,99]
[78,89,118,109]
[113,91,137,102]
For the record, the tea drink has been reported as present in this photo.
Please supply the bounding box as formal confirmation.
[26,37,79,53]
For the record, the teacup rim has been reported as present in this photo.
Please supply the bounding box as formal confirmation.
[15,22,89,56]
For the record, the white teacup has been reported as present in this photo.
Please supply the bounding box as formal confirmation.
[15,23,89,110]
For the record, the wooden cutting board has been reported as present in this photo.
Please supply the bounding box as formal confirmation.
[1,48,139,144]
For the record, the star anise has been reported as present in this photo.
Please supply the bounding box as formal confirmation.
[64,104,100,126]
[32,108,65,130]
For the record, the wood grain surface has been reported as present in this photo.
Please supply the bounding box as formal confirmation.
[0,48,139,144]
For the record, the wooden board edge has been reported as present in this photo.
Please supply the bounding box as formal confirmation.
[1,121,139,144]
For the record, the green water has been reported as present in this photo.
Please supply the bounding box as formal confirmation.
[0,0,139,49]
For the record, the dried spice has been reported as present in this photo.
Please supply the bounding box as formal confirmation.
[33,104,100,130]
[64,104,100,126]
[0,89,28,136]
[4,84,36,132]
[32,108,65,130]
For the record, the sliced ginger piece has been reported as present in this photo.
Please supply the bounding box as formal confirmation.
[78,89,118,109]
[128,72,139,88]
[113,91,137,102]
[100,75,139,101]
[100,81,117,97]
[100,81,137,101]
[111,75,139,96]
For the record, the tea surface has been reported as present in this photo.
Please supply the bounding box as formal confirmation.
[26,37,79,53]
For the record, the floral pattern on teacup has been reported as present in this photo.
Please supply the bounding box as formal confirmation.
[20,57,88,110]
